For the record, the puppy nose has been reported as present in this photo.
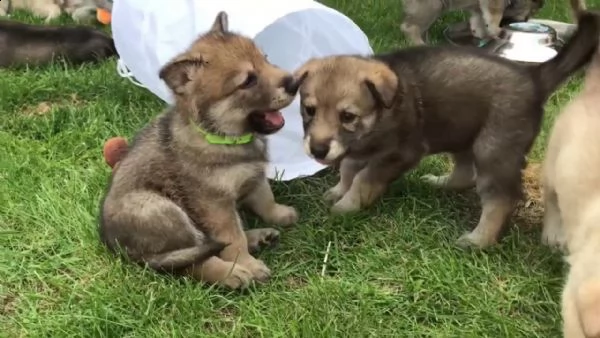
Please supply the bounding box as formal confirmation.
[310,143,330,160]
[281,75,300,95]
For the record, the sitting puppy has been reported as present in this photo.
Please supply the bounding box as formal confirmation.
[0,0,112,23]
[99,12,301,289]
[541,25,600,338]
[292,11,600,249]
[400,0,545,45]
[0,19,116,68]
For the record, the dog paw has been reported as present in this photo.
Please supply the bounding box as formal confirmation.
[331,195,360,214]
[541,230,567,250]
[323,184,346,203]
[456,231,496,249]
[264,204,298,226]
[420,174,448,187]
[219,263,254,289]
[246,228,280,254]
[241,257,272,283]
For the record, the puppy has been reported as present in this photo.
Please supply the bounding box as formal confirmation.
[541,28,600,338]
[0,0,109,23]
[293,11,600,249]
[0,19,116,68]
[99,12,301,289]
[401,0,545,45]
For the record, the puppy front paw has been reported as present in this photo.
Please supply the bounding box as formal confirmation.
[219,263,253,289]
[246,228,280,254]
[240,256,272,283]
[331,194,361,214]
[262,204,298,226]
[323,184,346,203]
[456,231,497,249]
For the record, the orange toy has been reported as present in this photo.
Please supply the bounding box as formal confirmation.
[97,8,112,25]
[103,137,128,170]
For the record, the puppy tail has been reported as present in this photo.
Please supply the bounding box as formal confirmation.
[534,10,600,98]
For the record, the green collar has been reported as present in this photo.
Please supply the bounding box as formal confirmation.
[192,121,254,145]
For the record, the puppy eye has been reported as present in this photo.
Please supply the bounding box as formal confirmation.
[339,111,357,124]
[304,106,316,117]
[240,73,258,89]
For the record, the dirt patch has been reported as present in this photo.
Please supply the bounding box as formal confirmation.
[514,162,544,229]
[0,292,18,316]
[21,94,84,116]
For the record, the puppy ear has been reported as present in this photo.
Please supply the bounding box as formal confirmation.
[159,56,203,95]
[577,279,600,337]
[293,59,319,88]
[363,66,398,109]
[210,11,229,34]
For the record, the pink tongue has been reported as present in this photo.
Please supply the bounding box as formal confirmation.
[263,111,284,127]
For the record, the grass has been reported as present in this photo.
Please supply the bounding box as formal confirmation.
[0,1,595,337]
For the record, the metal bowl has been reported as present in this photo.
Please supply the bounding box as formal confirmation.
[444,21,565,64]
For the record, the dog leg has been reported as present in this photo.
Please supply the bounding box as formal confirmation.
[324,158,366,203]
[35,3,62,22]
[576,278,600,338]
[207,207,272,282]
[242,177,298,226]
[541,186,566,249]
[245,228,280,254]
[400,0,443,45]
[421,151,476,190]
[183,256,254,289]
[478,0,505,38]
[457,194,513,248]
[331,151,421,214]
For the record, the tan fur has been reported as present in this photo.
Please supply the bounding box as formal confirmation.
[542,37,600,338]
[400,0,544,45]
[0,0,106,22]
[100,12,301,289]
[293,11,600,248]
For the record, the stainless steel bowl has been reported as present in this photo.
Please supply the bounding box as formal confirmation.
[444,21,564,64]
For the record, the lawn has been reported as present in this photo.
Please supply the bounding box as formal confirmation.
[1,1,595,337]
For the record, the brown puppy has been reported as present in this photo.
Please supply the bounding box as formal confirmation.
[293,11,600,249]
[99,12,301,289]
[401,0,545,45]
[542,25,600,338]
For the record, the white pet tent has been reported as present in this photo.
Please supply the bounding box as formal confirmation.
[111,0,373,181]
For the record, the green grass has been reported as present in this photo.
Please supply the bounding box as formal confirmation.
[0,1,595,337]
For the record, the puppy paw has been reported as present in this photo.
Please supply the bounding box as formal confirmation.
[331,195,361,214]
[420,174,448,187]
[219,263,253,289]
[241,257,272,283]
[263,204,298,226]
[323,184,346,203]
[541,229,567,250]
[246,228,280,254]
[456,231,496,249]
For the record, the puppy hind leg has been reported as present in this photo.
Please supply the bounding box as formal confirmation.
[400,0,443,45]
[421,151,476,190]
[541,185,566,249]
[456,153,521,248]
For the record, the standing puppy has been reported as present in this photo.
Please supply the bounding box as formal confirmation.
[293,11,599,249]
[99,12,301,289]
[401,0,545,45]
[541,24,600,338]
[0,0,108,23]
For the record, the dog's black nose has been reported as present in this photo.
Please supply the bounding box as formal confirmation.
[310,143,330,160]
[281,76,299,95]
